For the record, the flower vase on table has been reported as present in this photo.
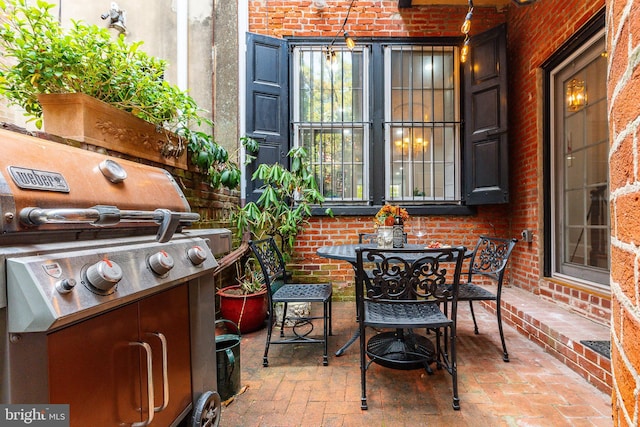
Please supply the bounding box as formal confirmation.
[374,204,409,249]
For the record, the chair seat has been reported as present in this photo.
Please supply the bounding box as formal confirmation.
[363,300,452,329]
[273,283,332,303]
[458,283,497,301]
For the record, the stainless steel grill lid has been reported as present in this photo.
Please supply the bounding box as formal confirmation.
[0,129,195,238]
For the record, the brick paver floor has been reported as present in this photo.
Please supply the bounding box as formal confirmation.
[219,301,612,427]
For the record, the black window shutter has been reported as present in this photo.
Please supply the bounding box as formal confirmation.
[245,32,289,203]
[463,24,509,205]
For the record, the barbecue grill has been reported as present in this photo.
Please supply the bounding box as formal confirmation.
[0,129,228,426]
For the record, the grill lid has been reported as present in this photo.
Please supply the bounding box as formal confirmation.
[0,129,195,240]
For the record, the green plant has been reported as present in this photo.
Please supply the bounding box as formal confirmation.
[236,256,265,295]
[0,0,237,190]
[232,141,332,260]
[184,130,241,189]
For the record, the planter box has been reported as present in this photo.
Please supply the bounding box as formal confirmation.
[38,92,187,169]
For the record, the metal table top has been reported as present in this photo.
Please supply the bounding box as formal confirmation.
[316,243,469,265]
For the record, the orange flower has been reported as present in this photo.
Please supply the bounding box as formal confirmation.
[374,204,409,226]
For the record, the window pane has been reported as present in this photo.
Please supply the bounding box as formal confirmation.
[586,143,607,186]
[553,33,609,285]
[586,99,607,144]
[295,47,368,202]
[386,46,460,202]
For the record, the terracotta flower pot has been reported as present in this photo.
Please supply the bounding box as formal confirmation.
[217,285,268,334]
[38,92,187,168]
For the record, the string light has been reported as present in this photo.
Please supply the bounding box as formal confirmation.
[460,0,473,64]
[460,39,470,64]
[460,8,473,34]
[324,0,356,66]
[325,45,337,65]
[344,32,356,50]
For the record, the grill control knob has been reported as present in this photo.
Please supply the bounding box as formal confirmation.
[187,245,208,266]
[55,278,77,294]
[148,250,175,276]
[86,259,123,292]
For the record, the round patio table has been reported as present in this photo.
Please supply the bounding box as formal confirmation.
[317,243,428,265]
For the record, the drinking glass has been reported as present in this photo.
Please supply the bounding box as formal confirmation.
[413,217,427,241]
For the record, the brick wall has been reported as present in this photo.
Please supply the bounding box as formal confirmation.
[247,0,612,326]
[249,0,505,38]
[290,213,506,298]
[606,0,640,424]
[503,0,608,324]
[248,0,510,299]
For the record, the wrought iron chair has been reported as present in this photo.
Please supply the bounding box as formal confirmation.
[458,236,517,362]
[355,246,467,410]
[249,237,333,367]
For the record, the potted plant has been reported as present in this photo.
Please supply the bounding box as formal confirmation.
[231,143,333,324]
[0,0,239,188]
[217,256,268,334]
[232,142,332,261]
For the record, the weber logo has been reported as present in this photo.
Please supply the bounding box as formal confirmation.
[0,404,69,426]
[8,167,69,193]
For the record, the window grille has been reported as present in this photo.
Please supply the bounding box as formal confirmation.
[293,46,369,202]
[385,45,460,202]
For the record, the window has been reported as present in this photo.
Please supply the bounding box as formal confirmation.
[292,42,461,205]
[385,46,460,201]
[550,30,609,287]
[245,28,508,208]
[293,47,369,201]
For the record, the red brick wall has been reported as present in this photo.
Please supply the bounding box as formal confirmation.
[248,0,611,326]
[248,1,510,299]
[249,0,505,38]
[291,213,505,298]
[607,0,640,424]
[505,0,607,323]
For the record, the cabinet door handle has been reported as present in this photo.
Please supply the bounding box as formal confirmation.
[148,332,170,412]
[130,341,155,427]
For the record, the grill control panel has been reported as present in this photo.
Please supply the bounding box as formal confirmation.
[6,235,219,333]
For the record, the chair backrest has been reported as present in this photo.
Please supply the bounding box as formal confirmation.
[358,233,378,244]
[249,237,287,298]
[468,236,517,285]
[355,247,467,306]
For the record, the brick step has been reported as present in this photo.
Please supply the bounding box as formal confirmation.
[478,286,612,394]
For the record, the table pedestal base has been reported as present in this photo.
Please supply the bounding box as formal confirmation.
[366,330,435,370]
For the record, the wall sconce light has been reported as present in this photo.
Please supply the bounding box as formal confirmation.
[313,0,328,9]
[511,0,538,4]
[566,78,587,111]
